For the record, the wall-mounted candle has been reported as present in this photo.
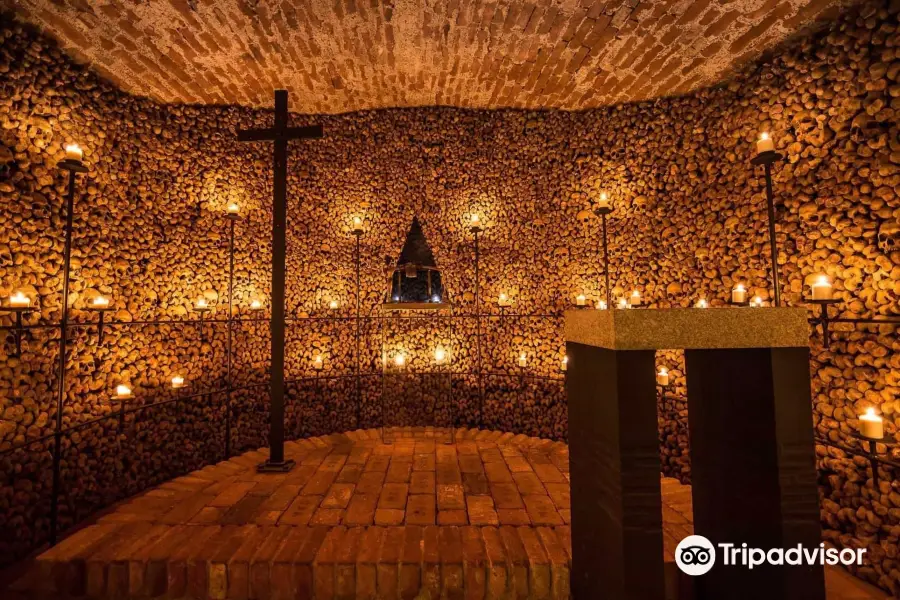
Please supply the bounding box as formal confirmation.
[471,214,481,228]
[596,191,611,210]
[92,295,110,308]
[498,293,511,307]
[561,356,568,372]
[750,296,764,308]
[731,284,747,304]
[435,345,446,364]
[196,298,209,309]
[8,291,31,307]
[314,355,324,370]
[860,407,884,440]
[226,203,240,215]
[171,376,185,389]
[695,298,708,308]
[249,299,263,311]
[329,300,339,310]
[756,132,775,154]
[596,300,607,310]
[114,384,132,398]
[617,298,630,310]
[811,274,833,300]
[656,367,669,387]
[394,353,406,367]
[65,143,83,161]
[576,294,586,307]
[431,294,441,303]
[352,216,363,233]
[518,352,527,368]
[630,290,641,307]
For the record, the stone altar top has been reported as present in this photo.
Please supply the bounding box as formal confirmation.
[564,308,809,350]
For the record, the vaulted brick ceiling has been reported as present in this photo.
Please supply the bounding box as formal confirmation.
[9,0,844,113]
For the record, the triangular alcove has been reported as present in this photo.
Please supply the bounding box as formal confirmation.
[383,216,450,310]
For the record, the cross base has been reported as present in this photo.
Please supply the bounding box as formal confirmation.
[256,458,296,473]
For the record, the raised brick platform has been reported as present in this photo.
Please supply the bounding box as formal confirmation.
[8,427,883,599]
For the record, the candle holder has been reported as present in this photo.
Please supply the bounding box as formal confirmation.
[193,302,212,342]
[593,204,613,309]
[806,298,842,349]
[852,431,885,490]
[727,299,750,307]
[86,301,115,344]
[750,149,785,307]
[0,303,35,357]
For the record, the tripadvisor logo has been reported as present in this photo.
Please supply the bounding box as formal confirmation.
[675,535,867,576]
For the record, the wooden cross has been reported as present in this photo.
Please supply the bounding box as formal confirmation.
[238,90,322,473]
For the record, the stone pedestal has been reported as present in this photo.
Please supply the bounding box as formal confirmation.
[565,308,824,600]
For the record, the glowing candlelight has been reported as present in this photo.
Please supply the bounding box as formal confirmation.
[695,298,708,308]
[561,356,568,372]
[471,214,481,228]
[731,284,747,304]
[435,345,446,364]
[249,299,263,311]
[518,352,527,368]
[352,216,363,233]
[617,298,630,310]
[498,293,511,307]
[595,300,607,310]
[630,290,641,307]
[329,300,339,310]
[65,143,83,161]
[114,384,132,399]
[750,296,764,308]
[596,191,611,210]
[576,294,586,307]
[7,291,31,308]
[226,202,240,215]
[314,355,324,370]
[171,376,185,389]
[394,353,406,367]
[656,367,669,387]
[195,298,209,311]
[92,295,110,308]
[860,407,884,440]
[756,132,775,154]
[811,274,833,300]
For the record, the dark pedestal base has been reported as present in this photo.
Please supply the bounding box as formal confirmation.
[567,342,664,600]
[256,458,296,473]
[685,347,824,600]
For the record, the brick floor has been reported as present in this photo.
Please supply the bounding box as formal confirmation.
[9,427,887,600]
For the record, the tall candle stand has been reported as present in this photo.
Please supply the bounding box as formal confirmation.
[193,302,212,343]
[352,224,363,428]
[750,149,784,307]
[594,205,613,309]
[48,153,88,544]
[87,302,115,345]
[225,209,239,458]
[470,220,484,428]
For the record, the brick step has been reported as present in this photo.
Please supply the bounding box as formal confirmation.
[15,523,575,599]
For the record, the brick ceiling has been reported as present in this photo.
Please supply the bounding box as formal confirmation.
[9,0,844,113]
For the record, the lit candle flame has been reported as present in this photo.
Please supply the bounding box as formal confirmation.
[92,295,109,308]
[115,384,132,398]
[435,345,446,363]
[196,298,208,309]
[696,298,708,308]
[65,143,83,161]
[8,291,31,307]
[171,376,185,388]
[395,353,406,367]
[596,300,607,310]
[227,203,240,215]
[250,299,262,310]
[750,296,763,307]
[329,300,339,310]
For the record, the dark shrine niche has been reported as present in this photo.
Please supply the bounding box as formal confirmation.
[383,217,450,310]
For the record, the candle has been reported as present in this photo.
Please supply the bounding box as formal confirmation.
[250,299,263,310]
[65,143,83,161]
[731,284,747,304]
[314,355,324,370]
[617,298,630,310]
[435,345,446,364]
[329,300,339,310]
[471,214,481,228]
[227,203,240,215]
[860,407,884,440]
[695,298,708,308]
[756,132,775,154]
[750,296,764,308]
[811,274,833,300]
[576,294,586,307]
[595,300,607,310]
[656,367,669,387]
[596,191,611,210]
[115,384,132,398]
[394,353,406,367]
[630,290,641,307]
[171,376,185,389]
[8,291,31,308]
[498,293,510,307]
[561,356,568,372]
[518,353,527,368]
[431,294,441,303]
[92,295,110,308]
[196,298,209,309]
